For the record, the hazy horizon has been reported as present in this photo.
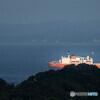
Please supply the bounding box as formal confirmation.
[0,0,100,45]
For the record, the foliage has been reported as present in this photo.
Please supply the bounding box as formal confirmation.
[0,64,100,100]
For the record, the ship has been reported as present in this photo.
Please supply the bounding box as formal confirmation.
[48,51,100,68]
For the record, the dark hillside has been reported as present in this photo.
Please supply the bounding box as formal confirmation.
[0,64,100,100]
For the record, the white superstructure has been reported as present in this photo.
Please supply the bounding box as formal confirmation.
[52,51,93,64]
[60,52,93,64]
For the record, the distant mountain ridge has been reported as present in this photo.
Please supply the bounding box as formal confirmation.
[0,20,100,44]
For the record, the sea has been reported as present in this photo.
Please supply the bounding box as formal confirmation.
[0,43,100,84]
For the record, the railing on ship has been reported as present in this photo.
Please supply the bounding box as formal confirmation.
[50,61,60,63]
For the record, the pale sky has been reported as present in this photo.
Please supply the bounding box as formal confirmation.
[0,0,100,24]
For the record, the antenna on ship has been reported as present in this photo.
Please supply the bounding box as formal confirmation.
[92,51,94,55]
[68,51,70,58]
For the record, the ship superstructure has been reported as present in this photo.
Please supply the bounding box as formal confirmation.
[48,51,100,68]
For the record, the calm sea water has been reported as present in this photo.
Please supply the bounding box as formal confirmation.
[0,43,100,83]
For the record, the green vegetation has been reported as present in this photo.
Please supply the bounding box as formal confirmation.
[0,64,100,100]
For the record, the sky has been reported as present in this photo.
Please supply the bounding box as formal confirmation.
[0,0,100,24]
[0,0,100,44]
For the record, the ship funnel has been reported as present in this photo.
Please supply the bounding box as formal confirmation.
[68,51,70,58]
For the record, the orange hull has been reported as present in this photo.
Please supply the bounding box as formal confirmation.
[94,64,100,68]
[48,63,73,68]
[48,63,100,68]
